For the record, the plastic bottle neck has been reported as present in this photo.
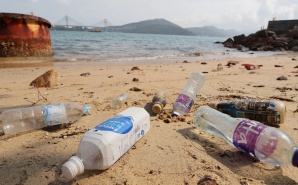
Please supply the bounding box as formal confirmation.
[61,156,84,179]
[83,105,91,115]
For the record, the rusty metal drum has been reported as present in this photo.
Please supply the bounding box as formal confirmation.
[0,13,52,57]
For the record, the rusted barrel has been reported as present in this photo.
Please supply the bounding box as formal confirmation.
[0,13,52,57]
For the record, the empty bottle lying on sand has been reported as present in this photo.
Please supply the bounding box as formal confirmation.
[193,106,298,167]
[151,90,167,114]
[208,99,286,126]
[110,93,129,109]
[172,72,206,116]
[2,102,90,135]
[61,107,150,179]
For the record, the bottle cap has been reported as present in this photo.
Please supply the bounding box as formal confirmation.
[152,104,162,114]
[83,105,91,115]
[207,102,217,109]
[292,148,298,167]
[61,156,84,179]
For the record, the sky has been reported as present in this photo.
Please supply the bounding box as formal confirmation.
[0,0,297,34]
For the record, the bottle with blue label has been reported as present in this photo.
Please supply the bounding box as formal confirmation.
[61,107,150,179]
[172,72,206,116]
[193,106,298,168]
[208,99,286,126]
[2,102,90,135]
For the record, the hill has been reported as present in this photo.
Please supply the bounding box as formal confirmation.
[108,19,195,36]
[186,26,239,37]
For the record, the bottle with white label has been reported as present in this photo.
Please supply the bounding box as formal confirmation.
[208,99,286,126]
[61,107,150,179]
[2,102,90,135]
[193,106,298,167]
[172,72,206,116]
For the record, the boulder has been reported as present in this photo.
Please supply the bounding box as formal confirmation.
[30,69,58,88]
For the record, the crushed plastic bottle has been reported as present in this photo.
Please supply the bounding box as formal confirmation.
[2,102,90,135]
[193,106,298,167]
[110,93,128,109]
[151,90,167,114]
[172,72,206,116]
[208,99,286,126]
[61,107,150,179]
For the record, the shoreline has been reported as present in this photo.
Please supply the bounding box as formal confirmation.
[0,53,298,184]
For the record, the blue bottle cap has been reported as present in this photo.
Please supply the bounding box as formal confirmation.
[292,148,298,167]
[83,105,91,115]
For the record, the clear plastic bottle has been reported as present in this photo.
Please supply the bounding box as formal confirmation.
[2,102,90,135]
[110,93,128,109]
[208,99,286,126]
[61,107,150,179]
[152,90,167,114]
[193,106,298,167]
[172,72,206,116]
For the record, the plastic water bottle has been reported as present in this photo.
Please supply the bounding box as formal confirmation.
[61,107,150,179]
[193,106,298,167]
[151,90,167,114]
[110,93,128,109]
[2,102,90,135]
[172,72,206,116]
[208,99,286,126]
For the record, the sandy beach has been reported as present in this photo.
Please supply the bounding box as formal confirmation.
[0,52,298,185]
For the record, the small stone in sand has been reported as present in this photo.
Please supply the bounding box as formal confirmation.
[201,62,207,65]
[133,78,139,82]
[30,69,58,88]
[131,66,141,71]
[277,76,288,80]
[129,87,142,91]
[80,72,90,76]
[275,65,283,67]
[294,65,298,68]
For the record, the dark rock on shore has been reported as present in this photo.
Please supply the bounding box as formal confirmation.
[219,28,298,52]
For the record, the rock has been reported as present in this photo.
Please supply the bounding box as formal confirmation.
[131,66,141,71]
[233,34,246,45]
[277,76,288,80]
[80,72,90,76]
[182,60,190,63]
[129,87,142,91]
[294,65,298,68]
[275,65,283,67]
[201,62,207,65]
[132,78,139,82]
[30,69,58,88]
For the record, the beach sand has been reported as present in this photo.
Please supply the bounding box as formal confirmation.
[0,53,298,185]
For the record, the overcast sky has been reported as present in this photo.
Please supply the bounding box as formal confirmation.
[1,0,297,34]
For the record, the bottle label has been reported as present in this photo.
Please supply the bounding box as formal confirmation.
[175,94,194,112]
[44,104,67,126]
[218,101,281,124]
[95,116,134,134]
[233,120,267,156]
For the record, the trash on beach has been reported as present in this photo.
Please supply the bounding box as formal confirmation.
[241,64,263,70]
[30,69,58,88]
[110,93,128,109]
[172,72,205,116]
[151,90,167,114]
[2,102,90,135]
[207,99,286,126]
[61,107,150,179]
[193,106,298,168]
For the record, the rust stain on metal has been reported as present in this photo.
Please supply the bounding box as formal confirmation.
[0,13,53,57]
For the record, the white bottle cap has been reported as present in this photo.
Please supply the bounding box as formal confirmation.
[61,156,84,179]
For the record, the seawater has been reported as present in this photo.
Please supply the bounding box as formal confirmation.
[50,30,281,65]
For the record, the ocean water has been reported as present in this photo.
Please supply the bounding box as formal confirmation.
[49,30,281,65]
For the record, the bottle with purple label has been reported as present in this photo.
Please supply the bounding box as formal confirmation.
[61,107,150,179]
[172,72,206,116]
[193,106,298,167]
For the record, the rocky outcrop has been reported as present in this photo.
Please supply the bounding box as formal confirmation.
[220,29,298,52]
